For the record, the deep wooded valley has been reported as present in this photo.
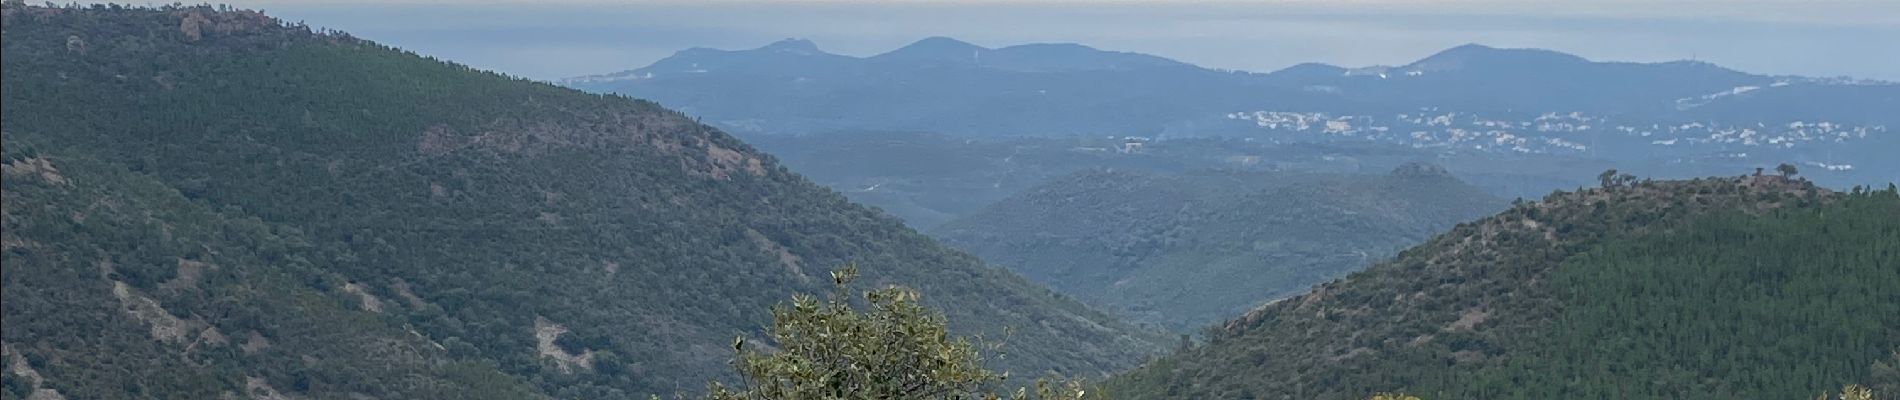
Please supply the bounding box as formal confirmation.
[2,3,1896,400]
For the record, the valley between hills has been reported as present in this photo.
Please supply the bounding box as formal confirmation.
[3,4,1896,400]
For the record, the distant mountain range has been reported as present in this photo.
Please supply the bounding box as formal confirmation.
[564,37,1898,186]
[567,37,1897,131]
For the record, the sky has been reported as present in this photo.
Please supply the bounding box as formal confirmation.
[222,0,1900,81]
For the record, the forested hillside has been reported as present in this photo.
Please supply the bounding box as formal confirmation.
[933,164,1503,331]
[2,135,545,400]
[0,4,1164,399]
[1107,175,1900,399]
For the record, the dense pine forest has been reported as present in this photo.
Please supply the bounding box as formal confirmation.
[1108,176,1900,400]
[1474,189,1900,398]
[0,4,1163,399]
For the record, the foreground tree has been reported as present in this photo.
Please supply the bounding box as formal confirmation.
[693,265,1094,400]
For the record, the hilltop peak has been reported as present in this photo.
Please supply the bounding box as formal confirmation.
[1443,42,1500,53]
[874,36,989,64]
[900,36,987,53]
[759,38,824,55]
[1276,62,1348,74]
[1405,43,1589,72]
[985,42,1187,72]
[1262,62,1351,83]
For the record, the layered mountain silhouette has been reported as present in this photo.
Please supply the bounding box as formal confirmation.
[567,38,1897,135]
[566,38,1898,188]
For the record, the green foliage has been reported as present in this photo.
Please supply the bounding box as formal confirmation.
[695,265,1097,400]
[1109,176,1900,400]
[1,4,1164,399]
[723,265,995,398]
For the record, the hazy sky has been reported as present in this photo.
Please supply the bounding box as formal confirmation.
[227,1,1899,81]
